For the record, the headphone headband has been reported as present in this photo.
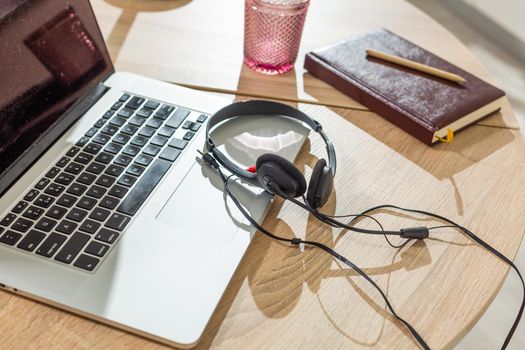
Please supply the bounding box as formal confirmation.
[205,100,337,183]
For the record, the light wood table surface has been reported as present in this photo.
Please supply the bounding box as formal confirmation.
[2,0,525,349]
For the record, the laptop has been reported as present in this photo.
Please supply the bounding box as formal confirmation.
[0,1,307,347]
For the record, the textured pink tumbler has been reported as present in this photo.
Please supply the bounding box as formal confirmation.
[244,0,310,75]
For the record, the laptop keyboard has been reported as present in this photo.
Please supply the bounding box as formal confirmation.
[0,93,207,272]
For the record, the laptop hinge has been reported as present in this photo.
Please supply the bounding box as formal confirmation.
[0,82,110,197]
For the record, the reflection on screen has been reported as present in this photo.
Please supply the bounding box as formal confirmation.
[0,1,112,178]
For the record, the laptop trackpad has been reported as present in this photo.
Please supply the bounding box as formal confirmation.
[156,161,268,241]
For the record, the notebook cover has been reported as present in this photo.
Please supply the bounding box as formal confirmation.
[304,28,506,145]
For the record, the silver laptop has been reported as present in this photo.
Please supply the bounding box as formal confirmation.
[0,1,307,347]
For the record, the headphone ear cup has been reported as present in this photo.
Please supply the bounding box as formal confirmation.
[256,153,307,197]
[307,159,333,209]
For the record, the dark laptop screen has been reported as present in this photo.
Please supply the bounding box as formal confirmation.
[0,1,113,188]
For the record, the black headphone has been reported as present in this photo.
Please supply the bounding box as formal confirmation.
[205,100,336,209]
[200,99,524,350]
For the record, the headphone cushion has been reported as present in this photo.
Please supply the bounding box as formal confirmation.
[307,159,333,209]
[256,153,307,196]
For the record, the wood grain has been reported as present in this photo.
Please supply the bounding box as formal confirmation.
[1,1,524,349]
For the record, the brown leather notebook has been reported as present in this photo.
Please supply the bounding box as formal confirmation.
[304,29,506,145]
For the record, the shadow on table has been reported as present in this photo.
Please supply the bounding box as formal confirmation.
[103,0,193,61]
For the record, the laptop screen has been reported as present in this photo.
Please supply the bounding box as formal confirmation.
[0,1,113,191]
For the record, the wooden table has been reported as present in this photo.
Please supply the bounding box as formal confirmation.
[2,0,524,349]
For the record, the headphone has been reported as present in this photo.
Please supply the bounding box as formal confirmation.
[201,100,524,350]
[205,100,336,209]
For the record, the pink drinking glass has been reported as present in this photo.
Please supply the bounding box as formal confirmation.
[244,0,310,75]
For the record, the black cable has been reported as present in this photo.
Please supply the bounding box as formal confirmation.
[198,152,431,350]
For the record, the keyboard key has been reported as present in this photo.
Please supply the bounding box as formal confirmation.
[84,241,110,257]
[96,174,116,188]
[94,118,106,128]
[0,230,22,246]
[44,183,65,196]
[113,154,133,167]
[158,126,176,137]
[166,108,190,128]
[102,110,115,119]
[74,254,100,271]
[196,114,208,123]
[55,232,90,264]
[24,189,40,202]
[74,152,93,164]
[66,183,87,196]
[111,101,123,110]
[13,201,28,214]
[117,159,171,216]
[105,164,125,177]
[84,143,102,155]
[55,173,75,185]
[143,144,161,156]
[146,118,162,129]
[154,104,175,120]
[126,164,145,177]
[104,142,123,154]
[45,167,60,179]
[108,185,128,199]
[117,174,137,187]
[99,196,119,210]
[144,100,160,110]
[129,116,146,127]
[35,217,57,232]
[77,196,98,210]
[85,127,98,137]
[79,219,101,234]
[121,124,139,135]
[119,93,131,102]
[57,194,77,208]
[86,162,106,175]
[93,133,111,145]
[183,131,195,141]
[22,206,44,220]
[122,145,141,157]
[76,136,90,147]
[135,154,153,166]
[66,208,88,222]
[125,96,145,110]
[109,116,126,127]
[66,147,80,157]
[150,135,168,147]
[138,126,156,138]
[105,213,131,231]
[168,138,187,150]
[56,156,70,168]
[65,162,84,175]
[17,230,46,252]
[95,152,114,164]
[159,147,181,162]
[1,213,16,226]
[56,220,78,235]
[182,120,192,129]
[86,185,106,199]
[190,123,201,132]
[11,218,32,233]
[101,124,119,136]
[113,133,130,145]
[46,205,67,220]
[34,194,54,208]
[137,108,153,118]
[131,135,148,147]
[89,207,111,222]
[36,232,67,257]
[117,108,134,118]
[95,228,119,244]
[77,172,96,185]
[35,178,50,190]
